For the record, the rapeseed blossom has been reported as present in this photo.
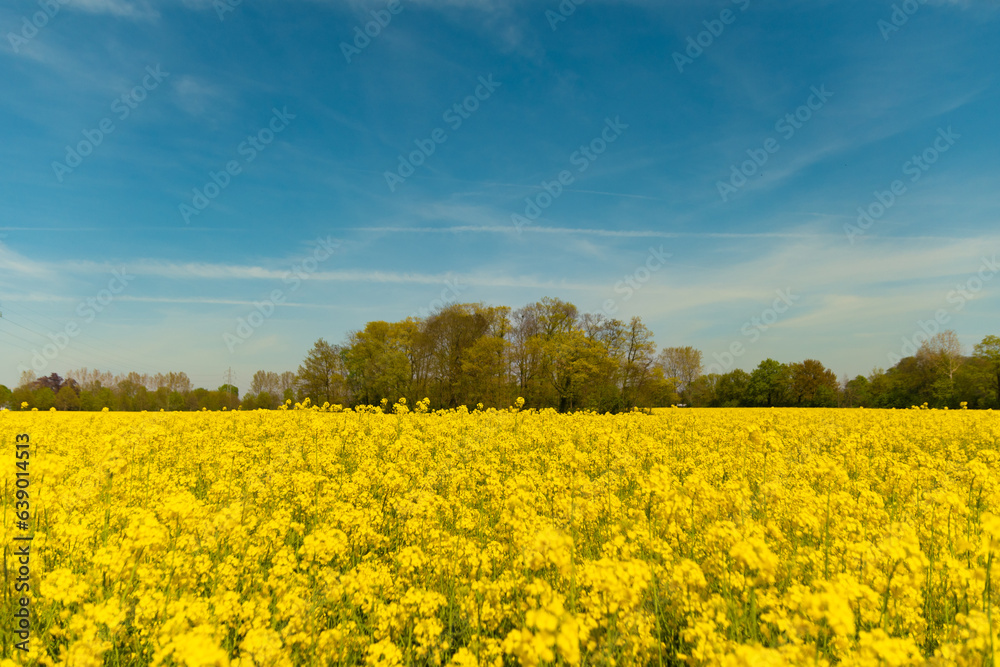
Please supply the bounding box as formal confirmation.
[1,405,999,665]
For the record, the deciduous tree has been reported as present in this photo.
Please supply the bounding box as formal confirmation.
[973,334,1000,408]
[747,359,791,407]
[657,346,703,395]
[789,359,839,407]
[297,338,348,406]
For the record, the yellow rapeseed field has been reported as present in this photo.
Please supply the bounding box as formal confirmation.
[1,402,999,666]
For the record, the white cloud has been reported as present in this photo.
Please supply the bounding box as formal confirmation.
[356,225,820,239]
[54,259,597,290]
[171,76,227,116]
[0,243,51,282]
[64,0,159,19]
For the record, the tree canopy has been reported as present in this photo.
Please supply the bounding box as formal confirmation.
[3,303,996,412]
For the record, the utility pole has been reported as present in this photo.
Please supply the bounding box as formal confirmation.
[224,367,235,409]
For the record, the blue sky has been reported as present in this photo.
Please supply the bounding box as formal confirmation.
[1,0,998,392]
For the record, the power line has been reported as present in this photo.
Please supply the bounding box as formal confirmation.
[0,326,43,349]
[1,303,257,390]
[0,301,169,376]
[223,367,237,408]
[0,302,228,382]
[0,314,123,373]
[0,317,150,377]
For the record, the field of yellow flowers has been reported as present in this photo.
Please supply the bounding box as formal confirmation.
[1,403,999,666]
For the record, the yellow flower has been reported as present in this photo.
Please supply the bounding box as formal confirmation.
[366,639,403,667]
[9,404,1000,665]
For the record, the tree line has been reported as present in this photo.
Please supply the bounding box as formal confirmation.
[2,299,998,411]
[688,332,1000,409]
[0,369,256,412]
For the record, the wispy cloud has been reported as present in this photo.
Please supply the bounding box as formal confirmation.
[355,225,826,239]
[171,76,228,117]
[41,259,594,290]
[64,0,159,18]
[1,0,997,386]
[0,244,50,281]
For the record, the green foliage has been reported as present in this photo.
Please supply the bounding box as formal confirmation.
[789,359,839,407]
[747,359,791,407]
[842,375,871,407]
[973,335,1000,408]
[54,384,81,411]
[32,386,56,410]
[307,300,667,413]
[715,369,751,407]
[8,315,997,413]
[342,324,411,406]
